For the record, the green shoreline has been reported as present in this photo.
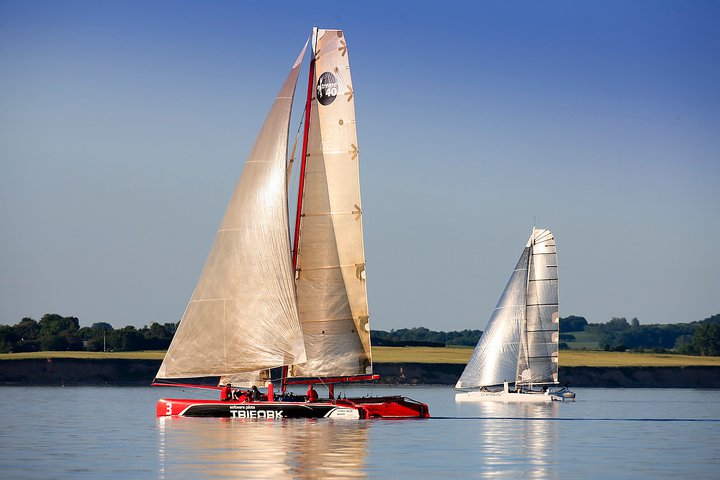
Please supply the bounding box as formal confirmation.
[3,348,720,367]
[1,357,718,388]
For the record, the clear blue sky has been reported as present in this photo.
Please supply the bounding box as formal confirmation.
[1,0,718,331]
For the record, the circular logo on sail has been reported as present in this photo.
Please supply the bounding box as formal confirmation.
[317,72,339,106]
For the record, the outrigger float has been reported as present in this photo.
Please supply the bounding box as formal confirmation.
[153,27,429,419]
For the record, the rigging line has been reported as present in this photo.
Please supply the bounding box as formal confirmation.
[286,115,305,185]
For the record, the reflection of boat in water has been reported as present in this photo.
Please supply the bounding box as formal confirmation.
[460,401,560,476]
[455,228,575,403]
[158,417,370,478]
[153,27,428,419]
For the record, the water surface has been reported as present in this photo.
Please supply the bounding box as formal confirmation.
[1,386,718,478]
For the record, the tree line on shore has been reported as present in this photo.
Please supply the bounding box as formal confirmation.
[559,314,720,356]
[1,313,718,356]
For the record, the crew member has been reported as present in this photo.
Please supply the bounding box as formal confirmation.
[250,385,261,401]
[306,384,319,402]
[220,383,232,401]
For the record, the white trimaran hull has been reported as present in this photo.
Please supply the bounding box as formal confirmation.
[455,391,554,403]
[455,386,575,403]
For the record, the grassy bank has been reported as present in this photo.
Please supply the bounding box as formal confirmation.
[3,348,719,367]
[0,351,166,360]
[372,347,720,367]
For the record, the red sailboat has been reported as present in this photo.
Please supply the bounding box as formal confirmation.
[154,28,429,419]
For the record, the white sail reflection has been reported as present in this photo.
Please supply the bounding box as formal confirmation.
[462,402,559,478]
[157,417,369,479]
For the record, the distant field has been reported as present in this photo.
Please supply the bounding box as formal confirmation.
[0,351,165,360]
[375,347,720,367]
[2,348,719,367]
[373,346,474,364]
[559,350,720,367]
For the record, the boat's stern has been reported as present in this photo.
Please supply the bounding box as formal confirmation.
[549,387,576,402]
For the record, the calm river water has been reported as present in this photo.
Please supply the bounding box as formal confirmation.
[1,386,718,479]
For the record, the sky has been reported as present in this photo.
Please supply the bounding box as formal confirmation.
[1,0,719,332]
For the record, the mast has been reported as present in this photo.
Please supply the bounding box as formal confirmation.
[283,27,317,393]
[292,28,317,271]
[517,229,534,386]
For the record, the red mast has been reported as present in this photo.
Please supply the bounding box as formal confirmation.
[292,46,315,271]
[283,33,316,393]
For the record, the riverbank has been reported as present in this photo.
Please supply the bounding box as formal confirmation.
[4,348,720,366]
[1,358,718,388]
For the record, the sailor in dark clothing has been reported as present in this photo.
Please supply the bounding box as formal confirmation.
[250,385,261,401]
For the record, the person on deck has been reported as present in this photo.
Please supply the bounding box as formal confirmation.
[249,385,261,401]
[220,383,232,401]
[306,385,319,402]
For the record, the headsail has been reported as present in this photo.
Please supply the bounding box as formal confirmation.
[291,29,372,378]
[455,247,529,389]
[455,228,559,389]
[156,42,310,379]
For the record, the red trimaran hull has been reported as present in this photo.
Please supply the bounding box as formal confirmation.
[156,396,429,419]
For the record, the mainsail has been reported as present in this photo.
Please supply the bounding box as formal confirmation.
[290,29,372,378]
[455,228,559,389]
[522,228,560,384]
[156,43,309,379]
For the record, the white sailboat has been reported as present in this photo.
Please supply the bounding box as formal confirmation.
[154,28,428,419]
[455,228,575,403]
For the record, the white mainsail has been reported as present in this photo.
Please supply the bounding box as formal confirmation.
[522,228,560,384]
[291,29,372,378]
[456,228,559,389]
[156,43,310,379]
